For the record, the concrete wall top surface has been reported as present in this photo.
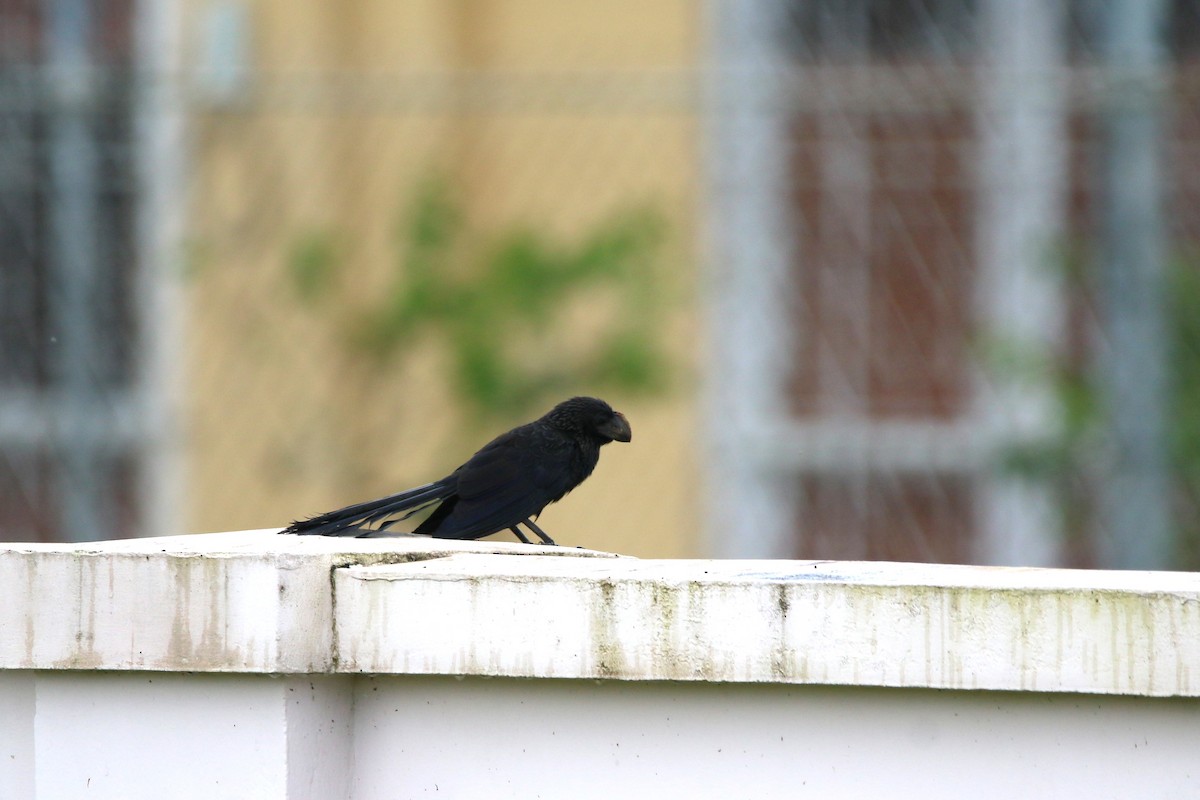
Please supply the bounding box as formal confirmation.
[2,530,1197,696]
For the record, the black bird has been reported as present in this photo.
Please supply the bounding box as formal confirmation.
[282,396,631,545]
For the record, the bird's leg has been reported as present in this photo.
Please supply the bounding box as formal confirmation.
[522,518,557,546]
[508,526,533,544]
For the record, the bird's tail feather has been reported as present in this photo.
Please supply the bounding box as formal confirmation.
[281,480,454,536]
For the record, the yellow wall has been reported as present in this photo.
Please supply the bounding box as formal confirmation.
[184,0,701,558]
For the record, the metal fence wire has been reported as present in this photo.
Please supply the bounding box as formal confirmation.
[2,0,1200,568]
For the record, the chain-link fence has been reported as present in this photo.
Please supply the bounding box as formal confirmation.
[707,0,1200,569]
[3,0,1200,568]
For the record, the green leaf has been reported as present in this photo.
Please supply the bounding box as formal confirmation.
[287,229,339,304]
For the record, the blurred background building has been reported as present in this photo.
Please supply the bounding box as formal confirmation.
[2,0,1199,568]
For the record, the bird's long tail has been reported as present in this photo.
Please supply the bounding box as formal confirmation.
[281,479,455,537]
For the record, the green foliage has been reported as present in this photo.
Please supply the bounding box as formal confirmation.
[1167,257,1200,481]
[286,229,340,304]
[995,252,1200,564]
[288,176,672,420]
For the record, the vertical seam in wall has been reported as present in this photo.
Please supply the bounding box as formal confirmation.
[328,566,340,672]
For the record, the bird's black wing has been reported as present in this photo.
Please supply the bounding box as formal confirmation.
[425,424,578,539]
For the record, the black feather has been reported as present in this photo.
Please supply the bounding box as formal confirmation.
[281,396,631,544]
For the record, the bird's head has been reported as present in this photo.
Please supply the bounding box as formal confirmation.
[544,396,632,444]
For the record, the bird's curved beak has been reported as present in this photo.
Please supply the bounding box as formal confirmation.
[601,412,632,443]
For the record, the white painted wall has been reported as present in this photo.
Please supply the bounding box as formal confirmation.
[34,674,290,798]
[4,671,1197,800]
[1,531,1198,799]
[349,678,1200,800]
[0,672,34,799]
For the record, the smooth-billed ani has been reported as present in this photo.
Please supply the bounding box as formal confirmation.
[281,396,631,545]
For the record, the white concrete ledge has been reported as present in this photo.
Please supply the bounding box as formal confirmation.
[336,555,1200,696]
[0,530,608,674]
[3,530,1199,697]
